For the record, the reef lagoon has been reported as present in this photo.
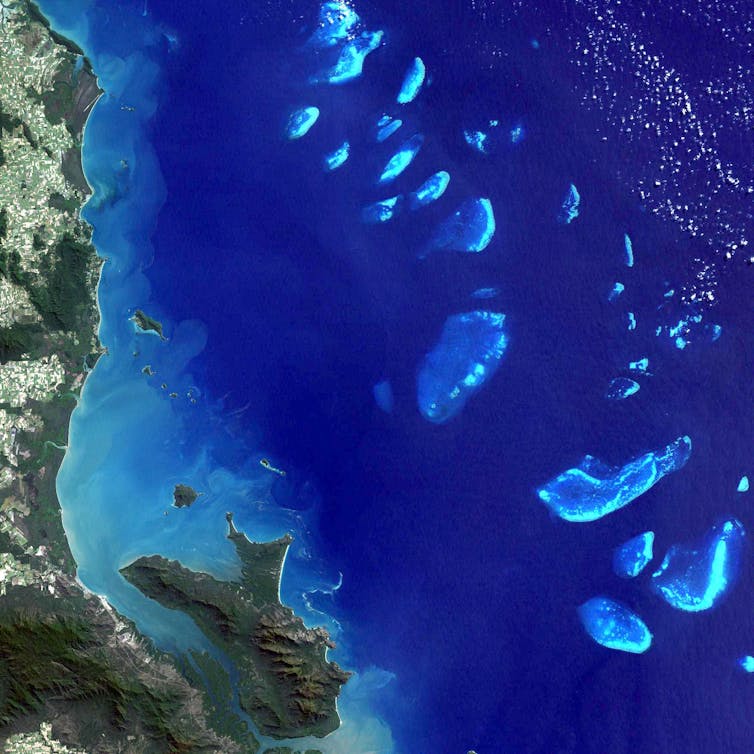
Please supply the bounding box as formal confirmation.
[39,0,754,751]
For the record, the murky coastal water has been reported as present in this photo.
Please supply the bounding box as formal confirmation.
[38,1,394,751]
[37,0,754,751]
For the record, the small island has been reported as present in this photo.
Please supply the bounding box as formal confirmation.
[131,308,166,340]
[172,483,201,508]
[121,513,351,740]
[260,457,287,477]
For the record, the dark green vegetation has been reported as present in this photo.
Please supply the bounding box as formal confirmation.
[61,144,90,195]
[0,558,241,753]
[0,108,20,136]
[0,247,25,285]
[42,80,77,127]
[0,106,37,148]
[0,4,103,576]
[48,190,80,214]
[12,395,79,571]
[27,1,86,57]
[133,309,166,339]
[184,650,260,752]
[27,236,92,332]
[0,323,40,363]
[0,611,154,729]
[121,514,351,740]
[172,484,200,509]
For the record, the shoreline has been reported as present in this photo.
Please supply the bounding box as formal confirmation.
[30,3,357,751]
[0,5,254,751]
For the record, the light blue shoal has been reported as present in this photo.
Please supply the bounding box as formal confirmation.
[409,171,450,209]
[362,195,402,223]
[286,106,320,139]
[428,197,495,254]
[605,377,640,401]
[315,29,383,84]
[651,518,745,612]
[608,282,625,302]
[376,117,403,142]
[397,57,426,104]
[579,597,652,654]
[613,531,654,578]
[323,141,350,171]
[418,311,507,424]
[537,436,692,522]
[557,183,580,224]
[624,233,634,267]
[378,134,423,183]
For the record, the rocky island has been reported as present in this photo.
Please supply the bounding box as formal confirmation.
[131,309,166,339]
[0,3,346,752]
[172,483,200,509]
[121,513,350,741]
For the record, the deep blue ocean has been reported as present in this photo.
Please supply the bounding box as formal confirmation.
[37,0,754,751]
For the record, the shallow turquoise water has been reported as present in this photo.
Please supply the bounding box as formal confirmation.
[38,1,395,750]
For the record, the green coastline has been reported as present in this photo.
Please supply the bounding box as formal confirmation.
[0,3,348,751]
[122,514,350,741]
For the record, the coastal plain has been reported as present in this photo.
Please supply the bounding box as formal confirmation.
[0,2,340,751]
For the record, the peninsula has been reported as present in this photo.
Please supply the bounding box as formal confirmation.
[121,513,351,740]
